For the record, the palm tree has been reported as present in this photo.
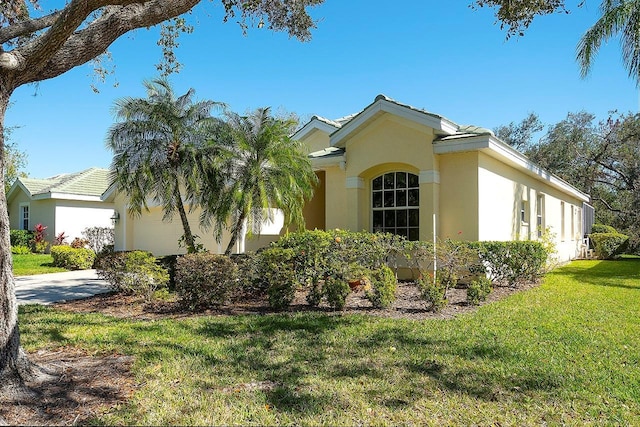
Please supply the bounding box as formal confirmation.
[203,107,317,255]
[577,0,640,85]
[107,77,225,253]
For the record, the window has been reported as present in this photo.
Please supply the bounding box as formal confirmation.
[19,204,29,231]
[560,201,565,241]
[520,200,529,224]
[571,205,575,241]
[536,194,544,238]
[372,172,419,240]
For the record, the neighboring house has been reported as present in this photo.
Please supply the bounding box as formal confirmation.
[106,95,591,261]
[7,167,115,243]
[297,95,591,262]
[103,184,284,256]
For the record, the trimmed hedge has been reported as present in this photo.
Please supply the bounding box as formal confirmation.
[10,229,33,247]
[469,241,548,287]
[50,245,96,270]
[96,251,169,301]
[175,253,238,309]
[590,232,629,259]
[591,224,617,234]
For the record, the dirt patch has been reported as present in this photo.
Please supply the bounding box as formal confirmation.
[3,280,538,425]
[0,348,135,426]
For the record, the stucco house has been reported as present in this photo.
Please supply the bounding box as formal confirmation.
[298,95,591,262]
[8,167,115,243]
[107,95,592,261]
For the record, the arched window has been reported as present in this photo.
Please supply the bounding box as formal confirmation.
[372,172,419,240]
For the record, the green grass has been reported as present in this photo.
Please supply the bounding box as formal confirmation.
[13,253,68,276]
[19,259,640,425]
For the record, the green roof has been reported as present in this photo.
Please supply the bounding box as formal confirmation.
[19,167,111,198]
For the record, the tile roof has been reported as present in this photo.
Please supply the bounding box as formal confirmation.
[19,167,111,198]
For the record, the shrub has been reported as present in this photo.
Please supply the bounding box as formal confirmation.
[467,276,492,306]
[175,253,238,309]
[472,241,548,287]
[11,245,31,255]
[230,252,268,300]
[591,223,617,234]
[590,232,630,259]
[82,227,114,253]
[417,275,447,312]
[53,232,68,246]
[96,251,169,302]
[366,266,397,309]
[70,237,90,249]
[258,247,298,310]
[323,276,351,310]
[31,223,48,254]
[50,245,96,270]
[10,229,32,247]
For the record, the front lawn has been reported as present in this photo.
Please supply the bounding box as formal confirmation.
[12,253,68,276]
[16,259,640,425]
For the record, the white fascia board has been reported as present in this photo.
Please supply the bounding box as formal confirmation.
[330,99,457,148]
[101,182,118,202]
[292,118,339,141]
[310,153,346,169]
[434,135,590,202]
[36,192,104,202]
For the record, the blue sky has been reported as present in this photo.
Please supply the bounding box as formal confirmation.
[5,1,638,179]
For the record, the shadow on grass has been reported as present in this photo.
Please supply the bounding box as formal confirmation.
[557,259,640,291]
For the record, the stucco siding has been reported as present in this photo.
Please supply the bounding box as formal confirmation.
[478,152,584,261]
[8,190,31,230]
[438,151,479,240]
[324,166,347,230]
[304,129,331,154]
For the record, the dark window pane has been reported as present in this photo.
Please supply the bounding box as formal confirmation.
[372,191,383,208]
[408,189,419,206]
[372,176,383,191]
[397,209,408,227]
[408,173,419,188]
[409,209,419,226]
[396,190,407,207]
[384,210,395,227]
[397,228,408,238]
[384,173,395,189]
[396,172,407,188]
[373,211,383,231]
[408,228,419,241]
[384,191,395,207]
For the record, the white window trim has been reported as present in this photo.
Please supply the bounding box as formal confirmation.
[18,202,30,231]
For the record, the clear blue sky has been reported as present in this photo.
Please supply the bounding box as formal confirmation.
[5,1,638,179]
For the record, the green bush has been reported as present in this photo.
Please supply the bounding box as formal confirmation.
[417,275,447,312]
[10,229,32,247]
[323,276,351,310]
[591,223,617,234]
[258,247,298,310]
[11,245,31,255]
[96,251,169,301]
[366,266,397,309]
[467,276,492,306]
[175,253,238,309]
[50,245,96,270]
[590,232,630,259]
[471,241,548,287]
[230,252,268,300]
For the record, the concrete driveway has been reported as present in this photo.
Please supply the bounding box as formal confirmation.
[15,269,110,305]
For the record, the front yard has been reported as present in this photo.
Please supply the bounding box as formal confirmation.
[12,253,68,276]
[6,259,640,425]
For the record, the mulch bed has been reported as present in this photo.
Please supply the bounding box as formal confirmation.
[1,280,539,425]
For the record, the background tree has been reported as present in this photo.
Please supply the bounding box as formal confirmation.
[493,112,543,152]
[0,0,323,394]
[203,107,317,256]
[107,77,224,254]
[2,125,27,193]
[473,0,640,86]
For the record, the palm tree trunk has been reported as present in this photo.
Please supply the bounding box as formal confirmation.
[224,211,246,256]
[173,183,196,254]
[0,87,38,390]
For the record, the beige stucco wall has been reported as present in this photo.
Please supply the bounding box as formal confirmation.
[302,171,326,230]
[478,152,584,261]
[8,190,31,231]
[112,191,282,256]
[324,166,347,230]
[438,151,480,240]
[304,129,331,154]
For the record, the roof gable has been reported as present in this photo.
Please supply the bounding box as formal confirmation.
[8,167,112,201]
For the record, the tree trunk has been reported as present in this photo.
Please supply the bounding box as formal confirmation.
[0,85,37,388]
[174,182,196,253]
[224,211,246,256]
